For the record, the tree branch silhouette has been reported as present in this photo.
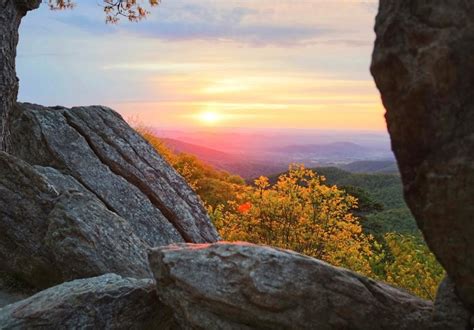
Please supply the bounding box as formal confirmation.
[47,0,160,23]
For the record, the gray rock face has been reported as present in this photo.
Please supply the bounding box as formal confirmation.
[0,151,151,289]
[0,274,174,329]
[432,277,472,330]
[371,0,474,311]
[0,0,41,151]
[9,102,219,244]
[0,102,220,323]
[149,243,433,330]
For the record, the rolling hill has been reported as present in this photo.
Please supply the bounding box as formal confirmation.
[274,142,369,157]
[160,138,233,163]
[340,160,399,174]
[160,138,288,178]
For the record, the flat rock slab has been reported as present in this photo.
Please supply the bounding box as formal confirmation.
[149,242,433,330]
[0,274,174,329]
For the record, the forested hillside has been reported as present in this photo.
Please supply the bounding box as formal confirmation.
[314,167,420,238]
[340,160,399,174]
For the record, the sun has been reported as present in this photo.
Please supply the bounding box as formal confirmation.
[199,111,221,125]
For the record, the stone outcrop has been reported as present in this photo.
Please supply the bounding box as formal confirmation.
[0,274,175,329]
[0,151,151,289]
[9,102,219,245]
[0,0,41,151]
[371,0,474,311]
[431,277,472,330]
[0,102,222,327]
[0,102,219,290]
[149,243,433,330]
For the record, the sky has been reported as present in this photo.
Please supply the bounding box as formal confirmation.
[17,0,384,131]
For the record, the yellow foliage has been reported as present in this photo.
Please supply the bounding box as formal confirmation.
[211,164,377,277]
[383,233,444,300]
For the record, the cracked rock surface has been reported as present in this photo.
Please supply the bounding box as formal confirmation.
[9,103,219,245]
[371,0,474,311]
[0,152,151,289]
[0,103,218,291]
[0,274,174,329]
[149,243,433,330]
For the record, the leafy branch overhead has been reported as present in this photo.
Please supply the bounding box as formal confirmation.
[48,0,160,23]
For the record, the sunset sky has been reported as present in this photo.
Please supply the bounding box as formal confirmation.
[17,0,383,131]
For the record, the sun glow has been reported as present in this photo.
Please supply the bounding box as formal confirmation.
[198,111,221,125]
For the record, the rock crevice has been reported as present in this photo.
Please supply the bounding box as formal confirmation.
[63,111,196,242]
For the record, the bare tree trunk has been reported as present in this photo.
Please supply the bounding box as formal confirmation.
[0,0,40,151]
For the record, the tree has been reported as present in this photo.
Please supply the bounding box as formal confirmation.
[211,164,379,277]
[0,0,159,151]
[383,233,444,300]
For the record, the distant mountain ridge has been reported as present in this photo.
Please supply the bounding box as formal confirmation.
[159,138,288,178]
[160,138,232,162]
[158,137,396,179]
[270,141,392,162]
[275,142,368,154]
[340,160,399,174]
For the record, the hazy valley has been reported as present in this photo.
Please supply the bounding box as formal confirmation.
[154,128,396,178]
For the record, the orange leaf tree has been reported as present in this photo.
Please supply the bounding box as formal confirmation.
[211,164,380,277]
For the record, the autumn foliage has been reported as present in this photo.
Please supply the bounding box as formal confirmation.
[383,233,444,300]
[210,165,378,276]
[142,131,444,300]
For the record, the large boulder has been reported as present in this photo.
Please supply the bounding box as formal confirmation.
[0,274,175,329]
[8,102,219,244]
[371,0,474,311]
[149,243,433,329]
[0,102,220,288]
[0,151,151,289]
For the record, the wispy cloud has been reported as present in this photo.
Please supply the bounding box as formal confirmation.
[17,0,384,130]
[43,1,342,47]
